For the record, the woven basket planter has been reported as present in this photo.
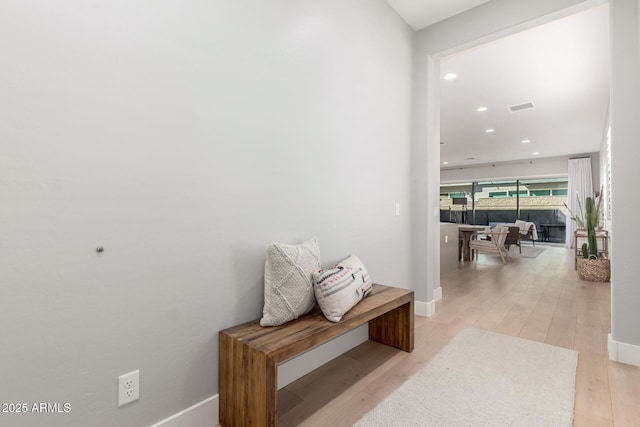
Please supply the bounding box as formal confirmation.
[577,257,610,282]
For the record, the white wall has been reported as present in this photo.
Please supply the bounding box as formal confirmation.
[439,223,459,276]
[609,0,640,359]
[0,1,414,426]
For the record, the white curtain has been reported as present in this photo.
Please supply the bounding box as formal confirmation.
[566,158,593,248]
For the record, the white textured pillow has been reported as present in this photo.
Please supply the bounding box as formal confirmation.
[313,254,373,323]
[260,238,320,327]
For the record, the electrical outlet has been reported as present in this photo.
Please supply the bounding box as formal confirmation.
[118,370,139,407]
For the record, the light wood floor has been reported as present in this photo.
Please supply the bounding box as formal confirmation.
[277,246,640,426]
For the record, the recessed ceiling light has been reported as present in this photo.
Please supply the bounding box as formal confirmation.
[443,73,457,81]
[521,139,531,144]
[443,161,449,165]
[508,102,535,112]
[486,128,495,133]
[532,152,539,155]
[477,107,488,112]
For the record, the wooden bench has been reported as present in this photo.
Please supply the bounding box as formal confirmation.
[218,283,414,427]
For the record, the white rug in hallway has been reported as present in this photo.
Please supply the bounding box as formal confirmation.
[353,328,578,427]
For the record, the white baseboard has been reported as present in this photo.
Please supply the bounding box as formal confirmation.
[415,299,436,317]
[415,300,427,317]
[415,288,442,317]
[149,395,218,427]
[608,334,640,367]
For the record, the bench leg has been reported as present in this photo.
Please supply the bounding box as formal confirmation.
[368,300,414,352]
[219,332,277,427]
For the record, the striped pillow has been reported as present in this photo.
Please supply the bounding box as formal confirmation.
[313,255,372,322]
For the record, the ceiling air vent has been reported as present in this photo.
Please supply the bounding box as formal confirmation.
[507,102,535,112]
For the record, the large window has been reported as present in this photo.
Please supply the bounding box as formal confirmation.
[440,184,472,224]
[440,177,569,243]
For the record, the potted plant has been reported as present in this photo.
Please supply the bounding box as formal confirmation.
[566,190,610,282]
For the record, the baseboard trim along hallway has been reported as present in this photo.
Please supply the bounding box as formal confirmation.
[609,333,640,367]
[149,395,218,427]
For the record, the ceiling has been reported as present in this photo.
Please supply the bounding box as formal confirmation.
[385,1,611,170]
[384,0,491,30]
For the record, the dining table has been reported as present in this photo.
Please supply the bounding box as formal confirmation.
[458,224,488,262]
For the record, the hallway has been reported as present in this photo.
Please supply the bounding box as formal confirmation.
[278,246,639,426]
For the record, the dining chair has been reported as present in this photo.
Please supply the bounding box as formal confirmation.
[469,225,510,264]
[503,226,521,254]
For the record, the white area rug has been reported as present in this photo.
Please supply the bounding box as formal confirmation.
[353,328,578,427]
